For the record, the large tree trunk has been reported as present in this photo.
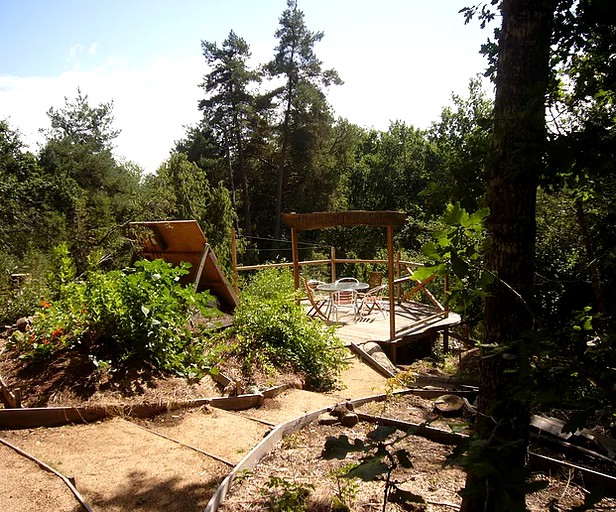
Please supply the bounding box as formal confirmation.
[273,80,295,250]
[461,1,555,510]
[233,113,252,239]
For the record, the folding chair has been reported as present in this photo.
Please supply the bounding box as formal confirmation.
[358,283,388,318]
[300,276,330,321]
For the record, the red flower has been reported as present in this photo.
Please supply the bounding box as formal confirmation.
[40,300,51,308]
[51,328,63,338]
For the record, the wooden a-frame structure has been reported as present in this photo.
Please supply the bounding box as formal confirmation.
[129,220,238,314]
[281,210,407,339]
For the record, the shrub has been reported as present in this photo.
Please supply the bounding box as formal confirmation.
[8,256,220,378]
[0,251,52,325]
[230,268,347,391]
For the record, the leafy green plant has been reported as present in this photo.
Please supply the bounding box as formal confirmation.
[412,202,492,330]
[8,256,220,378]
[0,251,53,325]
[322,425,425,512]
[230,268,347,391]
[329,463,360,511]
[524,308,616,434]
[260,476,314,512]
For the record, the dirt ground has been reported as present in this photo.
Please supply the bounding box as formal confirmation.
[0,350,389,512]
[1,341,615,511]
[220,399,616,512]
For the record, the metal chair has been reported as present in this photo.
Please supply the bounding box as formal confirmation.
[367,271,383,288]
[335,277,359,284]
[331,288,359,322]
[358,283,388,318]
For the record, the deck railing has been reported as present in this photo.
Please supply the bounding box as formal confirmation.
[232,245,447,310]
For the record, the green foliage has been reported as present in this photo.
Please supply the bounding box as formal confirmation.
[260,476,314,512]
[44,88,120,153]
[230,268,347,391]
[426,77,493,213]
[412,202,492,325]
[0,119,70,256]
[199,30,261,236]
[266,0,343,240]
[329,463,360,511]
[322,426,425,511]
[148,153,236,270]
[7,255,219,378]
[521,308,616,433]
[0,252,52,325]
[33,91,145,272]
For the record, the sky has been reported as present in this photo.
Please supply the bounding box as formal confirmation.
[0,0,493,174]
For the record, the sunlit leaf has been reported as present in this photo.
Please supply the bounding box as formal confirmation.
[444,202,463,225]
[412,266,437,282]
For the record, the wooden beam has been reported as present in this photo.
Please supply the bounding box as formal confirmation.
[282,210,406,231]
[387,225,396,343]
[193,244,211,293]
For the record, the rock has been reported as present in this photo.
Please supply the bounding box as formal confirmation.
[15,317,31,332]
[340,413,359,427]
[434,394,465,417]
[329,402,354,418]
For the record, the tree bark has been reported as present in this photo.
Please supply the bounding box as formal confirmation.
[461,1,555,510]
[233,111,252,238]
[273,76,295,249]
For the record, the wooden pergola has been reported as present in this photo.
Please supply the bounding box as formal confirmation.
[281,210,407,339]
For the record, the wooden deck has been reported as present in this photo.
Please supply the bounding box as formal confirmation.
[322,301,461,365]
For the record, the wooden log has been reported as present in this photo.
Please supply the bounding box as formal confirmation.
[209,393,264,411]
[348,342,397,379]
[356,412,468,445]
[0,374,19,408]
[0,393,269,429]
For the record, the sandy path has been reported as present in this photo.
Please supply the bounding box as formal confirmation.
[0,354,389,511]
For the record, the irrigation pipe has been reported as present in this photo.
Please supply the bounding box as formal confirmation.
[0,436,94,512]
[131,421,236,467]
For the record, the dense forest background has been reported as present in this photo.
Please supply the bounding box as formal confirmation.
[2,1,613,319]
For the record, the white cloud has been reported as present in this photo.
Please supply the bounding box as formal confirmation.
[0,55,205,173]
[1,39,489,175]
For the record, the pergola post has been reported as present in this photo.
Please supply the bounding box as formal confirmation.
[387,225,396,340]
[231,228,239,296]
[281,211,407,342]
